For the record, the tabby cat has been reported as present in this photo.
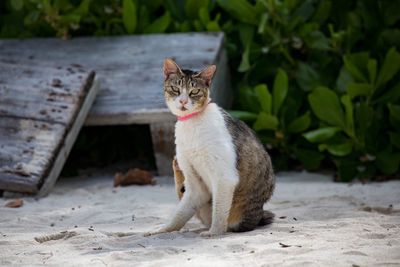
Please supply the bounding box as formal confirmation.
[147,59,275,237]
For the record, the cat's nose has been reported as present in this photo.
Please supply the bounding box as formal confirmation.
[179,98,188,105]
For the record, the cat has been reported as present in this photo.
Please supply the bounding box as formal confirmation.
[146,58,275,237]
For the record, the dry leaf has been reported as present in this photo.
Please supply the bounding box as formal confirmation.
[5,199,24,208]
[114,168,155,187]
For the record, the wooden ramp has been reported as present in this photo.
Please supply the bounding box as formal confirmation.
[0,56,98,195]
[0,32,230,178]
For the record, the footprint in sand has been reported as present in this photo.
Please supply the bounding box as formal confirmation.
[343,250,368,256]
[360,233,387,239]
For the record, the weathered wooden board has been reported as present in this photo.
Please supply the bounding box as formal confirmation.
[0,33,231,125]
[0,57,98,195]
[0,33,230,176]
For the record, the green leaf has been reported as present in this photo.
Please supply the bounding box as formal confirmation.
[73,0,90,16]
[376,149,400,175]
[336,67,354,93]
[272,69,288,115]
[239,86,259,113]
[257,13,268,34]
[206,21,221,32]
[238,24,254,72]
[238,47,250,72]
[293,0,315,21]
[143,11,171,33]
[376,47,400,88]
[199,7,210,25]
[254,84,272,114]
[216,0,258,25]
[123,0,137,34]
[296,62,320,91]
[319,142,353,156]
[253,112,279,131]
[347,83,372,99]
[306,31,331,51]
[303,127,341,143]
[288,112,311,133]
[343,52,369,82]
[228,111,258,121]
[185,0,209,19]
[390,132,400,149]
[367,59,377,85]
[295,149,324,170]
[341,95,354,136]
[308,86,346,128]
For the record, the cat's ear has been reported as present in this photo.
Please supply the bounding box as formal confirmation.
[163,58,182,80]
[195,65,216,86]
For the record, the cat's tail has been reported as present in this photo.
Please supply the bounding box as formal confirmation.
[258,210,275,226]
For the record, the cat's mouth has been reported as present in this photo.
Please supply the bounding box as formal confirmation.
[180,106,188,111]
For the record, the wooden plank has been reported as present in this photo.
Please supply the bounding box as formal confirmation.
[0,33,231,125]
[38,78,99,196]
[0,55,98,194]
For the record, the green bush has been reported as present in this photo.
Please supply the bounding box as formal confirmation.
[1,0,399,180]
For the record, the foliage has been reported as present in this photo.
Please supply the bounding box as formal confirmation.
[1,0,400,181]
[0,0,222,38]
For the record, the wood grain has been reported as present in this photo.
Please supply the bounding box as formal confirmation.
[0,56,97,194]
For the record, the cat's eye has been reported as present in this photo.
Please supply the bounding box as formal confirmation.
[170,86,180,94]
[190,89,200,96]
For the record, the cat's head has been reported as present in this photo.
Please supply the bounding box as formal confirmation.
[163,58,216,116]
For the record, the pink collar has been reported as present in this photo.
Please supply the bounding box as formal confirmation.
[177,101,210,122]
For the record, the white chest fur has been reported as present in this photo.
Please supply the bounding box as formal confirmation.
[174,104,239,192]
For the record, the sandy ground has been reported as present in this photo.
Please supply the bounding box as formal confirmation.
[0,171,399,267]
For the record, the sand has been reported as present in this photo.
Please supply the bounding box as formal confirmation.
[1,171,399,267]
